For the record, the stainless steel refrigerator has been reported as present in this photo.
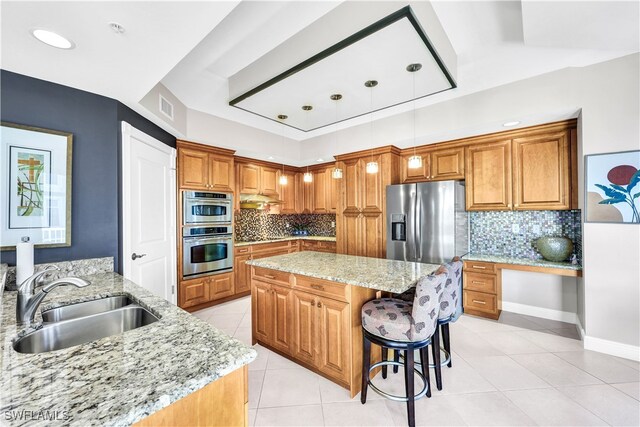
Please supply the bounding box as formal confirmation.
[386,181,468,264]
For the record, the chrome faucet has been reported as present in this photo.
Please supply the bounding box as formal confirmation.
[16,266,91,324]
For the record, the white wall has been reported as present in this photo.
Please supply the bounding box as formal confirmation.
[140,83,188,136]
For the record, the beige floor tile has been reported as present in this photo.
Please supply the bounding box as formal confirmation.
[319,377,384,404]
[259,368,321,408]
[515,329,584,352]
[240,311,252,328]
[448,331,505,359]
[511,353,602,386]
[266,350,307,370]
[464,355,550,391]
[558,384,640,426]
[249,369,266,409]
[555,350,640,383]
[548,327,581,340]
[248,409,256,427]
[497,311,547,331]
[208,297,251,315]
[255,404,324,426]
[520,315,575,330]
[431,357,497,396]
[504,388,607,426]
[478,331,547,355]
[616,357,640,371]
[234,326,253,346]
[456,314,522,333]
[205,312,244,334]
[249,344,271,371]
[322,400,395,426]
[385,395,468,426]
[445,391,535,426]
[612,382,640,401]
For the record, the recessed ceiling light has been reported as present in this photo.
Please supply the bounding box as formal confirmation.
[317,158,323,162]
[302,105,313,111]
[109,22,126,34]
[503,121,520,127]
[31,29,74,49]
[268,156,274,160]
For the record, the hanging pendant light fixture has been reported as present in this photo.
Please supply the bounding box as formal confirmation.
[277,114,289,185]
[406,63,423,169]
[302,105,313,183]
[365,80,379,174]
[330,94,343,179]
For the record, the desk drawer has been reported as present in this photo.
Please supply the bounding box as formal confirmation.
[294,275,348,302]
[463,260,497,274]
[463,290,497,314]
[253,267,291,286]
[463,271,497,294]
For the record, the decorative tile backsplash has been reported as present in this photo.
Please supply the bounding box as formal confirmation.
[235,210,336,241]
[469,210,582,262]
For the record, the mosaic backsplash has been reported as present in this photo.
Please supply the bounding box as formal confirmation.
[470,210,582,263]
[235,210,336,241]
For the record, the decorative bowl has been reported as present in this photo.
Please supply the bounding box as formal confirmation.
[535,237,573,262]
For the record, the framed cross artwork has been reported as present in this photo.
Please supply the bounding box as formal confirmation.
[1,122,73,249]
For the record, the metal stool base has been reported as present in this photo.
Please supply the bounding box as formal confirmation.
[397,347,451,368]
[367,360,428,402]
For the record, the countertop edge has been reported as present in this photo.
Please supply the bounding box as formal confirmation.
[463,254,582,271]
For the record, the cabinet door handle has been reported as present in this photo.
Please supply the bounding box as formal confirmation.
[264,274,276,279]
[317,301,322,308]
[471,265,486,270]
[310,284,324,291]
[472,299,486,305]
[311,301,315,307]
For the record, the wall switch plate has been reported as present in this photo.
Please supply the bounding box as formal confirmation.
[512,224,520,234]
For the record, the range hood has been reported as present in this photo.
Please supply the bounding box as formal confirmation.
[239,193,283,210]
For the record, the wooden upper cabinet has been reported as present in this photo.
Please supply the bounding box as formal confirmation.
[209,155,234,192]
[302,176,314,213]
[342,159,364,212]
[328,168,338,213]
[179,148,210,190]
[279,172,298,214]
[512,131,570,210]
[430,147,465,180]
[363,156,383,212]
[466,140,513,211]
[401,153,430,183]
[239,163,261,194]
[261,166,280,197]
[313,169,328,213]
[177,141,235,192]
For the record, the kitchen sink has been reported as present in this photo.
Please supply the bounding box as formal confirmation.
[41,295,134,322]
[13,305,159,354]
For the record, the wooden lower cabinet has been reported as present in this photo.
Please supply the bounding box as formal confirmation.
[135,365,248,427]
[462,261,502,320]
[251,268,379,396]
[179,272,234,309]
[300,239,337,253]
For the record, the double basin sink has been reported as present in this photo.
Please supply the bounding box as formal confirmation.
[13,295,160,354]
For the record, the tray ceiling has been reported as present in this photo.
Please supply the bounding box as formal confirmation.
[229,7,456,132]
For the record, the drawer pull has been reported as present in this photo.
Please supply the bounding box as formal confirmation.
[264,274,276,279]
[472,299,486,305]
[311,301,315,307]
[317,301,322,308]
[311,284,324,290]
[471,265,486,269]
[238,248,249,253]
[471,281,485,284]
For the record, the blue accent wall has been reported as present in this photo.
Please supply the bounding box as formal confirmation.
[0,70,175,272]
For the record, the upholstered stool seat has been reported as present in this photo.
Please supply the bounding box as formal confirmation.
[360,269,447,427]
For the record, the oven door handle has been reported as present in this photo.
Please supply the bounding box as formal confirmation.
[183,236,232,244]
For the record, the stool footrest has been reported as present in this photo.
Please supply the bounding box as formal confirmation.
[367,360,429,402]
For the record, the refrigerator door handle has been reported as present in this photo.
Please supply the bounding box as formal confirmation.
[415,189,422,262]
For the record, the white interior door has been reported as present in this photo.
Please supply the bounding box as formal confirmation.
[122,121,177,304]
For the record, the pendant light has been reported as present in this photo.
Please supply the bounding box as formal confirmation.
[330,94,343,179]
[277,114,289,185]
[407,63,423,169]
[302,105,313,183]
[365,80,379,174]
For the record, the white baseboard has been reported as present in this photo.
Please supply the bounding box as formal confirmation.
[501,301,577,324]
[584,335,640,362]
[575,316,586,340]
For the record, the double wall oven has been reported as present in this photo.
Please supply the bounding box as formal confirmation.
[182,191,233,279]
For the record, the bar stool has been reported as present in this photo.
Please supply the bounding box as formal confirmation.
[360,268,447,427]
[393,257,464,390]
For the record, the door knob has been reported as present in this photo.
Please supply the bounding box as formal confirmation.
[131,253,147,260]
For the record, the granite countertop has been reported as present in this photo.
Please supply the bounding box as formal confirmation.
[235,235,336,247]
[463,253,582,270]
[246,252,440,294]
[0,272,256,426]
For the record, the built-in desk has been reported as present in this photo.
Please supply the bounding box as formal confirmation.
[462,254,582,319]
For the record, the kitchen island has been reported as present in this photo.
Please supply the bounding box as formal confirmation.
[246,251,440,397]
[0,272,256,426]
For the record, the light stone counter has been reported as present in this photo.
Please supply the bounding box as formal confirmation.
[463,253,582,271]
[0,272,256,426]
[246,252,440,294]
[235,235,336,247]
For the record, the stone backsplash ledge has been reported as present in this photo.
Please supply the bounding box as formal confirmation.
[469,210,582,263]
[235,210,336,241]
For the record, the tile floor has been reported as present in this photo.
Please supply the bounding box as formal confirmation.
[193,297,640,427]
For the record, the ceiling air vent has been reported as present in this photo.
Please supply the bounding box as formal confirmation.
[159,94,174,121]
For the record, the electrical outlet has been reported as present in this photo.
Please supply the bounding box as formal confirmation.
[512,223,520,234]
[331,221,336,228]
[533,224,541,234]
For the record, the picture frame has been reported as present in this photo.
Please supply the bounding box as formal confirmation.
[585,149,640,224]
[1,122,73,249]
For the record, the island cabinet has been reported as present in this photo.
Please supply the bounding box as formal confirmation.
[177,140,235,192]
[335,146,401,258]
[234,241,300,296]
[251,267,380,396]
[465,120,577,211]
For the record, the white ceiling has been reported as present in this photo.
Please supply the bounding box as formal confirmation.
[1,1,639,159]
